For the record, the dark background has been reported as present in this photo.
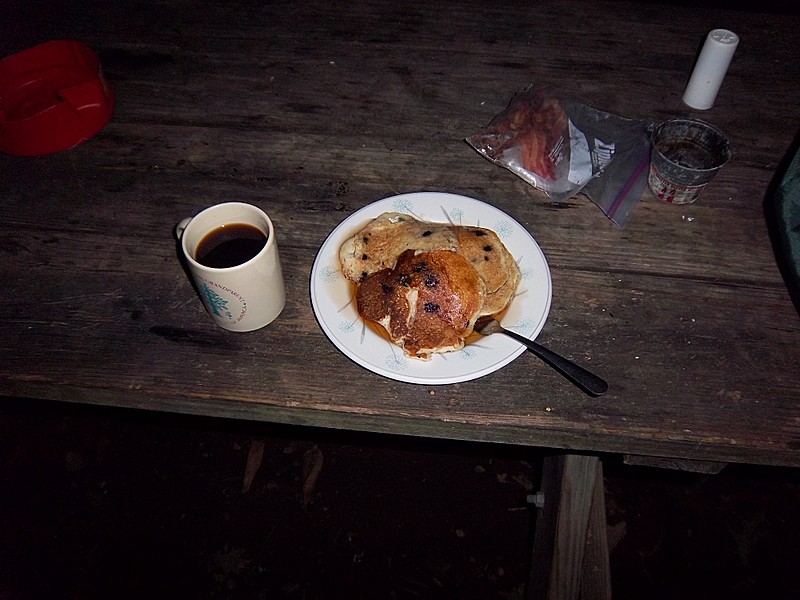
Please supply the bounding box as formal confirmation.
[655,0,796,13]
[1,397,798,599]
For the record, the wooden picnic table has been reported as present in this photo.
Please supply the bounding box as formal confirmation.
[2,0,798,597]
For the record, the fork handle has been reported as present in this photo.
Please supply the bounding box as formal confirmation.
[501,329,609,397]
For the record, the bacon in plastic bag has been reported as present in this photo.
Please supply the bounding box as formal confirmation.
[469,89,569,184]
[467,86,652,226]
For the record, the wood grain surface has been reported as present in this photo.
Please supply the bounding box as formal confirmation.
[1,0,799,467]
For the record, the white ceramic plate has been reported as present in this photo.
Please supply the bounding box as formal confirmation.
[310,192,552,385]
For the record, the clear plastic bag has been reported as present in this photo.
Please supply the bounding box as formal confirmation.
[467,87,651,226]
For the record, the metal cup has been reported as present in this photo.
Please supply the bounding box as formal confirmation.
[647,118,732,205]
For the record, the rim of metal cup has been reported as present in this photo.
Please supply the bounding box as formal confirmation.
[651,118,733,173]
[181,202,275,272]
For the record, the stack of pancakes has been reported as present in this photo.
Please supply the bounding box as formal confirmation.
[339,212,521,359]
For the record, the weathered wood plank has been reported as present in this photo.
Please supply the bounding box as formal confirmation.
[1,0,799,467]
[579,461,612,600]
[528,454,605,600]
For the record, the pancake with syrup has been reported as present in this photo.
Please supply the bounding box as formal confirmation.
[339,212,521,358]
[355,249,485,359]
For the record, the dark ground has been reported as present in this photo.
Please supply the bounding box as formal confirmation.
[1,398,798,600]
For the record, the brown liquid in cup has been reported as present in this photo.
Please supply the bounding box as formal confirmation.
[195,223,268,269]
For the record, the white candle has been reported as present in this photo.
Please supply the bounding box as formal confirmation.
[683,29,739,110]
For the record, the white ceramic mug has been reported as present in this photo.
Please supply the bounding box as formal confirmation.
[176,202,286,331]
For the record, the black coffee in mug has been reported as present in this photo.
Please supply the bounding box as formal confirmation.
[195,223,268,269]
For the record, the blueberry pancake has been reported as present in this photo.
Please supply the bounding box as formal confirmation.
[339,213,457,283]
[356,249,485,360]
[453,226,521,316]
[340,212,521,358]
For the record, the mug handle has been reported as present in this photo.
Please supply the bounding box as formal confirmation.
[175,217,192,240]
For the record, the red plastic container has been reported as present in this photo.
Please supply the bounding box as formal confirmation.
[0,40,114,156]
